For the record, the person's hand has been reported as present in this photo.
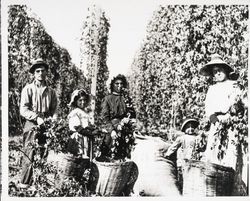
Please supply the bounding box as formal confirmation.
[121,117,130,125]
[37,117,44,125]
[117,124,122,131]
[92,129,100,136]
[71,132,80,140]
[101,128,108,133]
[52,114,58,120]
[130,118,137,128]
[111,130,118,139]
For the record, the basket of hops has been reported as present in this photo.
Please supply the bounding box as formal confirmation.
[92,117,138,196]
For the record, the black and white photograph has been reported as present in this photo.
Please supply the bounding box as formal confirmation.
[1,0,249,199]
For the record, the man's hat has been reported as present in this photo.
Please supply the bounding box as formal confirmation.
[181,118,199,132]
[199,54,234,77]
[30,59,49,73]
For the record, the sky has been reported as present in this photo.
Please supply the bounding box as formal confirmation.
[5,0,248,80]
[6,0,169,80]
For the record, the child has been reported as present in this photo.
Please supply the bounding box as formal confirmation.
[165,118,200,194]
[67,89,94,158]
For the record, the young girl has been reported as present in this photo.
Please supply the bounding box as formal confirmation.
[68,89,94,158]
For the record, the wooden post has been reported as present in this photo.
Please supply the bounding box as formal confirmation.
[90,5,101,123]
[89,6,101,162]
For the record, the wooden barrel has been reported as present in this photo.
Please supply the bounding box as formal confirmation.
[93,160,137,196]
[182,159,235,196]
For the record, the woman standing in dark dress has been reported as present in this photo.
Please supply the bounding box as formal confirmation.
[100,74,136,158]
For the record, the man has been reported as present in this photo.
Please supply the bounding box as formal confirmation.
[19,58,57,187]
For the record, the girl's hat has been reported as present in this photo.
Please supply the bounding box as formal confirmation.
[181,118,199,132]
[199,54,234,77]
[68,89,90,107]
[30,58,49,74]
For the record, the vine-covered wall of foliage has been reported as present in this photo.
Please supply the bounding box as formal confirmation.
[80,5,110,125]
[129,5,248,135]
[8,5,87,136]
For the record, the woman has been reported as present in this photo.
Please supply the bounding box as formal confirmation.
[200,54,242,169]
[100,74,136,157]
[67,89,93,158]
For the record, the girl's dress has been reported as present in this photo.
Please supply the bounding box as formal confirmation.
[68,107,93,158]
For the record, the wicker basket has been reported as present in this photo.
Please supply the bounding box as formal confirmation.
[47,151,89,185]
[93,160,137,196]
[182,159,235,196]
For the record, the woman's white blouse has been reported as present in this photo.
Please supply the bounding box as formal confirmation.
[205,80,241,117]
[68,108,92,131]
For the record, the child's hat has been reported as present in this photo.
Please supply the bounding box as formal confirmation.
[181,118,199,132]
[68,89,90,107]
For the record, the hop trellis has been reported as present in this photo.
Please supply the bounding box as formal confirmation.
[129,5,248,136]
[8,5,87,136]
[80,5,110,126]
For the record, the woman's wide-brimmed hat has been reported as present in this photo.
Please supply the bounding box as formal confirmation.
[68,89,91,107]
[181,118,199,132]
[199,54,234,76]
[29,58,49,73]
